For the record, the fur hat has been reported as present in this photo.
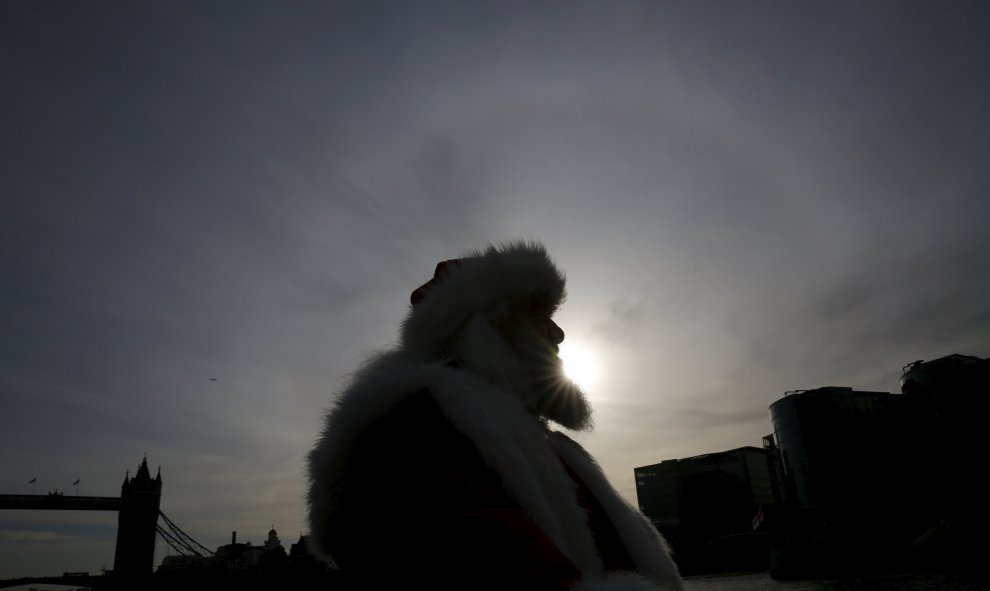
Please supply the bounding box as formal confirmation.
[400,240,566,359]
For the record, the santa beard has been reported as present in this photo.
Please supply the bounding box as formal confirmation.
[452,312,593,431]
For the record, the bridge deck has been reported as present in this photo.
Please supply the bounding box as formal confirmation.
[0,494,121,511]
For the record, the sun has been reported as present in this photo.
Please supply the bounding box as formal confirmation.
[559,341,599,390]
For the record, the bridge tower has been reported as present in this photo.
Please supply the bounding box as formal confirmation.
[113,456,162,577]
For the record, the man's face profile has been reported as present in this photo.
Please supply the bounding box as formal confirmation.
[509,301,566,353]
[502,303,592,432]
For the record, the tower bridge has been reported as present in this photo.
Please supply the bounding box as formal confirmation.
[0,457,210,577]
[0,494,122,511]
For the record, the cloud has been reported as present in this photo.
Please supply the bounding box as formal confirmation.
[2,0,989,580]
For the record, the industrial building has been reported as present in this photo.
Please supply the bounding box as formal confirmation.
[634,445,778,574]
[635,353,988,578]
[767,354,989,577]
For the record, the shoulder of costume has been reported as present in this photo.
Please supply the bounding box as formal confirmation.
[306,350,589,560]
[306,352,528,550]
[313,351,516,443]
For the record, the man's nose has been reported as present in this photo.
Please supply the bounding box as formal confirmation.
[546,318,565,345]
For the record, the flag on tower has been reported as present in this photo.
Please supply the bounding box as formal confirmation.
[73,479,80,485]
[28,477,36,484]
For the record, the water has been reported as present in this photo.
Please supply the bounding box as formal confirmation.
[682,571,989,591]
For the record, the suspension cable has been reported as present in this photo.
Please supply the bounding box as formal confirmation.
[157,511,215,557]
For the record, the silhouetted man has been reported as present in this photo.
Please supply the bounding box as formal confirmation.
[307,241,683,590]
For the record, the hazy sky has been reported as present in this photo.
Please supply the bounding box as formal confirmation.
[2,0,989,579]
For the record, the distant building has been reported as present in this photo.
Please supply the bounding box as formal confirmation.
[289,534,312,561]
[215,527,286,571]
[767,354,990,577]
[635,446,776,574]
[768,386,908,513]
[263,526,285,554]
[899,354,990,571]
[289,533,338,570]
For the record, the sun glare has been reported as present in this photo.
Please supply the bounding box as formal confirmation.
[559,342,599,390]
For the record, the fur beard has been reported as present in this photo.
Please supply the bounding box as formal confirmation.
[451,312,593,431]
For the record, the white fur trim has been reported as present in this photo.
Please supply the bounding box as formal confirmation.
[550,434,684,591]
[307,354,682,588]
[429,375,602,576]
[400,241,566,360]
[305,352,426,559]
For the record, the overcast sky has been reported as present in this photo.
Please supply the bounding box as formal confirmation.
[2,0,989,579]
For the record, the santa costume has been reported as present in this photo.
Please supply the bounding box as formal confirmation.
[307,241,683,591]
